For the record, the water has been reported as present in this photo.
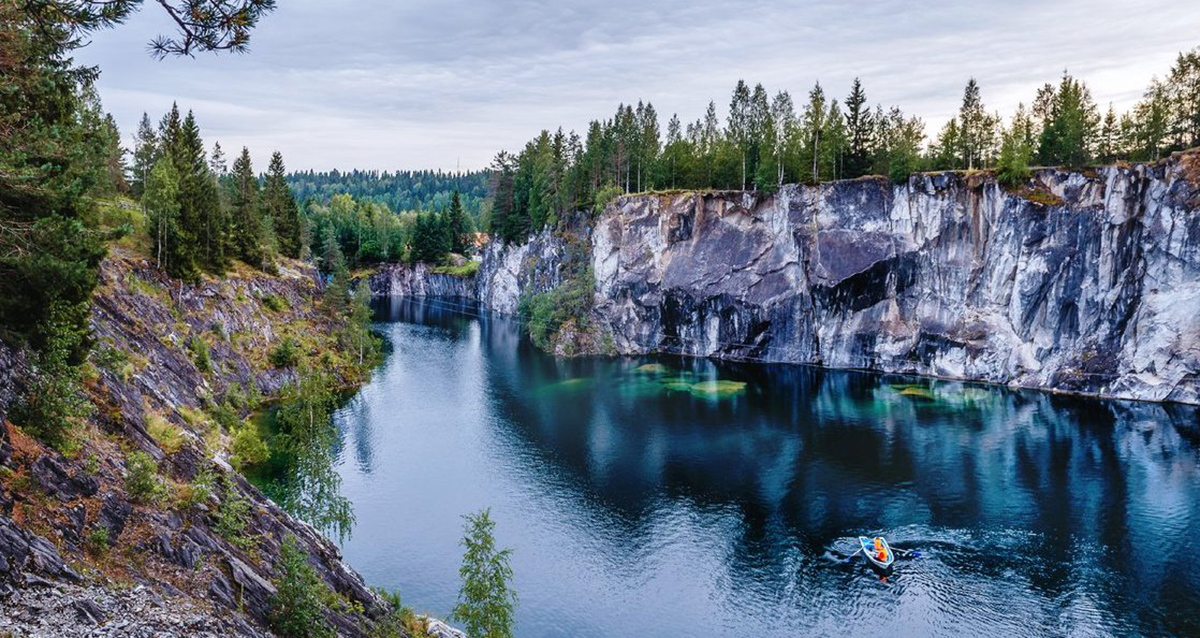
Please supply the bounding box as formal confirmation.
[332,298,1200,637]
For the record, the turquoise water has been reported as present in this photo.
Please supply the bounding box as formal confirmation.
[332,298,1200,637]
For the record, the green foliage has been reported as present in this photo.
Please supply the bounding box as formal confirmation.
[270,535,334,638]
[288,170,487,219]
[270,337,301,368]
[189,335,212,373]
[369,588,421,638]
[263,152,302,259]
[269,371,355,540]
[592,184,623,216]
[125,451,167,504]
[179,466,215,511]
[214,474,254,548]
[261,293,288,312]
[230,420,270,471]
[1037,72,1099,169]
[519,265,594,352]
[146,412,185,454]
[430,261,481,277]
[451,509,517,638]
[87,527,110,555]
[9,305,93,452]
[408,210,451,265]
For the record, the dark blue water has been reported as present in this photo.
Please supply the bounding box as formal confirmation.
[333,298,1200,637]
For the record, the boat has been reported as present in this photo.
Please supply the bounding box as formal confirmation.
[858,536,895,572]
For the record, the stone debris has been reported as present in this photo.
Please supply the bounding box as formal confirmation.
[0,581,270,637]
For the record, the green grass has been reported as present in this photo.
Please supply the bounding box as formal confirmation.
[430,261,480,277]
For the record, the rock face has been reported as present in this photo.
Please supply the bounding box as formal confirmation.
[377,152,1200,405]
[0,251,406,637]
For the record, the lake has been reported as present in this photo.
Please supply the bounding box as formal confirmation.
[332,297,1200,637]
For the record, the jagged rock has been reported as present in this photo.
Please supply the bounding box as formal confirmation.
[30,455,99,501]
[424,617,469,638]
[207,571,236,610]
[64,504,86,546]
[72,598,105,624]
[373,155,1200,405]
[97,493,131,542]
[225,555,277,623]
[0,516,79,583]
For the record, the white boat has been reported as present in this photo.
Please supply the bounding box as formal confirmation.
[858,536,895,572]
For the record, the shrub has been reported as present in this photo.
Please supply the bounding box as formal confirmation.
[592,183,623,215]
[270,536,334,638]
[189,336,211,373]
[519,266,594,352]
[269,337,300,368]
[262,294,288,312]
[146,412,184,454]
[87,527,110,555]
[230,421,269,471]
[10,306,93,452]
[178,466,215,511]
[214,475,254,549]
[369,588,420,638]
[125,451,166,504]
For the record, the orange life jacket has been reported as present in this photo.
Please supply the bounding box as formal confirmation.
[874,538,886,561]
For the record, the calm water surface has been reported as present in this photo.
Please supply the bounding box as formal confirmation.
[332,298,1200,637]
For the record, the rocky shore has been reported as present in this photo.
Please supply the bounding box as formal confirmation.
[0,250,420,637]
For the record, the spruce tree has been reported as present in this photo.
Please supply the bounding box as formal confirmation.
[131,112,158,198]
[230,147,267,267]
[448,190,469,254]
[844,79,873,178]
[1038,72,1098,168]
[263,151,302,258]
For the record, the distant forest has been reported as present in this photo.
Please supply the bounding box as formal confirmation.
[285,169,489,218]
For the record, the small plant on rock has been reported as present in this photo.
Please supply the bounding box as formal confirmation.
[125,451,166,504]
[269,336,300,368]
[87,527,110,555]
[270,535,334,638]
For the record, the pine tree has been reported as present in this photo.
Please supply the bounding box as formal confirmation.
[957,79,988,170]
[997,105,1035,187]
[263,151,302,258]
[844,78,873,178]
[448,190,469,254]
[131,113,158,198]
[230,147,268,267]
[1038,72,1098,168]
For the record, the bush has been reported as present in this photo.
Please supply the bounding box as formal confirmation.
[178,466,215,511]
[519,266,594,352]
[269,337,300,368]
[270,536,334,638]
[230,421,269,471]
[189,336,211,373]
[592,183,623,215]
[369,588,420,638]
[125,451,166,504]
[262,294,288,312]
[214,475,253,549]
[10,306,93,452]
[87,527,110,555]
[146,412,184,454]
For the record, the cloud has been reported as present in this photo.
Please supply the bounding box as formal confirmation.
[78,0,1200,172]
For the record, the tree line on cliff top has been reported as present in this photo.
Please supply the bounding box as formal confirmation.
[487,47,1200,243]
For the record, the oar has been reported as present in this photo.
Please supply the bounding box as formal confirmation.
[895,548,921,558]
[842,548,862,563]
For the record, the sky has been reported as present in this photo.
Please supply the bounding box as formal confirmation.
[78,0,1200,173]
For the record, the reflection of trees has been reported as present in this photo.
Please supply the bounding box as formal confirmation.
[476,331,1200,623]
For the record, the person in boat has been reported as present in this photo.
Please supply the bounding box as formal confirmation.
[873,537,887,562]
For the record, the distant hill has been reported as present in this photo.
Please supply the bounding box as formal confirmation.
[286,169,489,216]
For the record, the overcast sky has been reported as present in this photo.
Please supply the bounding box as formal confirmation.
[78,0,1200,173]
